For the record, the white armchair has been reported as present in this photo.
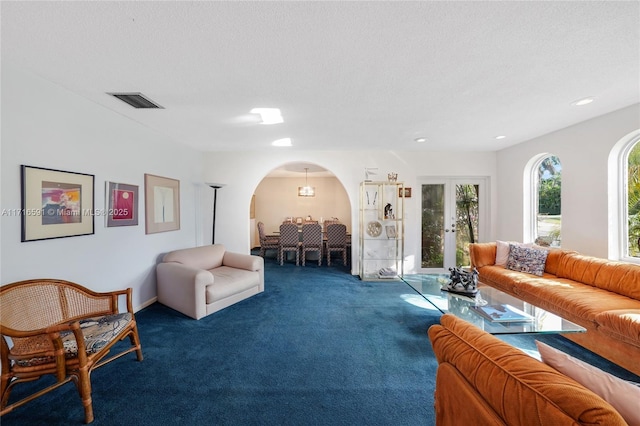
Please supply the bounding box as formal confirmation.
[156,244,264,320]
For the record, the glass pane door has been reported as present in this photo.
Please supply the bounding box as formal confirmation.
[455,183,480,266]
[420,178,486,274]
[421,183,446,269]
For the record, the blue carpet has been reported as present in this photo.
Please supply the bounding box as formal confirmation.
[4,258,638,425]
[2,256,441,425]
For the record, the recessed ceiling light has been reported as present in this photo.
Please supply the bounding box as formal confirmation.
[414,137,427,143]
[571,97,595,106]
[495,135,506,140]
[251,108,283,124]
[272,138,292,147]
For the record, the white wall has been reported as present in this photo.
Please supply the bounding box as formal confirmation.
[8,52,632,289]
[1,61,204,309]
[202,150,497,274]
[496,104,640,258]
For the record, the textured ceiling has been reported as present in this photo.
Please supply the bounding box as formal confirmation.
[2,1,639,153]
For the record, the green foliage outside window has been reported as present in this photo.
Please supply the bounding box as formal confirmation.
[627,143,640,257]
[421,185,444,268]
[539,175,561,215]
[455,185,479,266]
[536,156,562,247]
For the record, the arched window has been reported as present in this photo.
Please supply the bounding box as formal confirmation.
[625,141,640,257]
[529,154,562,247]
[613,131,640,260]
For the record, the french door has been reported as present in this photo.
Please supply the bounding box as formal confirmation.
[419,177,488,274]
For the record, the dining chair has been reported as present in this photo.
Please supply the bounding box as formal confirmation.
[301,223,323,266]
[325,223,348,266]
[322,220,337,241]
[279,222,301,266]
[322,220,336,230]
[257,221,280,258]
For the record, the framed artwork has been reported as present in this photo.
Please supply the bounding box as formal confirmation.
[385,225,397,239]
[399,187,412,198]
[144,173,180,234]
[21,165,95,242]
[106,181,139,227]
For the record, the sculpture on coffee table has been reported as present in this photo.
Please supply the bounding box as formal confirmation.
[445,266,479,295]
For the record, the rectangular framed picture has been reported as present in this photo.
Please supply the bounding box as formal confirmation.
[385,225,397,239]
[399,187,412,198]
[21,165,95,242]
[144,173,180,234]
[106,181,139,227]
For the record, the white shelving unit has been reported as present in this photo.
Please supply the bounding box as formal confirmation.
[359,181,404,281]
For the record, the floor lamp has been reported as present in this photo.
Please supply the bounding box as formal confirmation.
[206,183,224,244]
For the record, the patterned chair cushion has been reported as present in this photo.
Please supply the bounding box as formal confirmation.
[326,224,347,246]
[302,224,322,246]
[325,224,348,265]
[301,224,323,266]
[13,312,133,366]
[279,223,301,265]
[279,223,300,246]
[258,222,279,246]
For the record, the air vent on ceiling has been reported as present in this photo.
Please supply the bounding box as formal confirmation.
[108,92,163,109]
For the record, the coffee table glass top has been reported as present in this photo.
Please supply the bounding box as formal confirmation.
[403,274,586,335]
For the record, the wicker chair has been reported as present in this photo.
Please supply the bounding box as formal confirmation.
[0,279,143,424]
[326,223,348,266]
[301,223,323,266]
[279,222,301,265]
[257,221,280,258]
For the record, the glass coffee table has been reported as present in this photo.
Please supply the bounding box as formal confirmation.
[403,274,585,335]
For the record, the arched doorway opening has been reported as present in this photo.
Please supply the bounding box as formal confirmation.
[250,162,352,261]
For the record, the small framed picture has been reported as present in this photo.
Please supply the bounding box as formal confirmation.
[21,165,95,242]
[106,181,139,227]
[385,225,397,239]
[399,187,412,198]
[144,173,180,234]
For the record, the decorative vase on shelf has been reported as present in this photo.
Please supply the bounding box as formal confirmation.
[388,172,398,182]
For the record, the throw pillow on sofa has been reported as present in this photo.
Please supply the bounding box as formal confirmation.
[506,244,548,276]
[536,341,640,426]
[495,240,533,267]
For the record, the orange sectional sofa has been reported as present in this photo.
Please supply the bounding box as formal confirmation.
[428,314,628,425]
[469,242,640,376]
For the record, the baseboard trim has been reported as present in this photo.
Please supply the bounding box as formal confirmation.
[136,296,157,313]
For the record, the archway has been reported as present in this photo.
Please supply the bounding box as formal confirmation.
[251,161,352,260]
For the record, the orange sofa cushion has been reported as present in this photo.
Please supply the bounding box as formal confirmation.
[542,248,572,276]
[428,314,626,425]
[513,278,640,325]
[595,309,640,347]
[469,242,497,268]
[556,253,640,300]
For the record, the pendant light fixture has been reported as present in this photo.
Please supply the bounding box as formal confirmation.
[298,167,315,197]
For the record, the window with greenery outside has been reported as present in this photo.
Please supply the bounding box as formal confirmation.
[627,142,640,257]
[455,184,479,266]
[421,185,444,268]
[536,156,562,247]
